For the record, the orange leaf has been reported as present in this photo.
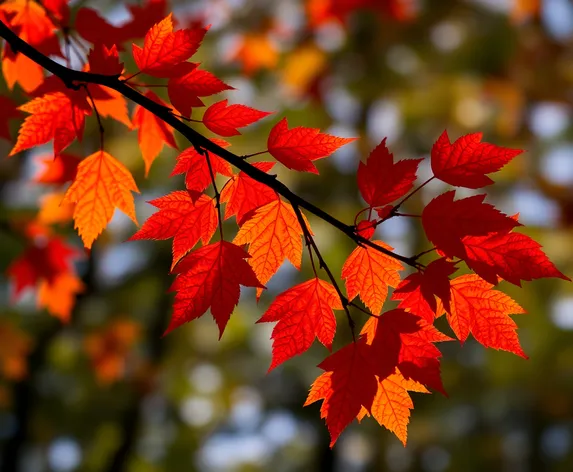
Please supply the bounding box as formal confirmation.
[341,240,403,315]
[0,321,33,381]
[10,92,88,156]
[132,13,207,77]
[62,151,139,249]
[233,199,307,294]
[232,33,279,75]
[37,191,75,226]
[257,278,342,370]
[168,241,264,336]
[202,99,271,137]
[33,153,80,185]
[132,91,178,175]
[129,191,218,269]
[445,274,528,357]
[267,117,357,173]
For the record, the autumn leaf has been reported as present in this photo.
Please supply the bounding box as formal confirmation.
[443,274,527,357]
[132,91,178,175]
[257,278,342,370]
[132,14,207,77]
[267,117,356,173]
[0,94,20,140]
[171,139,233,195]
[462,231,571,286]
[202,99,271,137]
[167,63,234,116]
[220,161,279,225]
[0,321,33,381]
[422,191,520,259]
[33,153,80,185]
[129,191,217,269]
[355,220,376,239]
[232,32,279,75]
[62,151,139,249]
[9,92,89,156]
[168,241,264,336]
[89,86,132,128]
[358,369,429,446]
[431,130,523,189]
[357,138,422,207]
[233,199,307,294]
[305,338,379,447]
[88,43,124,76]
[392,258,457,323]
[341,240,403,315]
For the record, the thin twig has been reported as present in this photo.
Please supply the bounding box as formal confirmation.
[292,204,356,341]
[201,148,224,240]
[82,84,105,150]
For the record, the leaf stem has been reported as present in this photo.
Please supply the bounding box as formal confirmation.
[83,84,105,150]
[202,148,224,240]
[241,150,269,159]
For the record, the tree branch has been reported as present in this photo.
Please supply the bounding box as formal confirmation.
[0,19,422,270]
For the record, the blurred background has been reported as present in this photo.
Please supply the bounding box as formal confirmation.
[1,0,573,470]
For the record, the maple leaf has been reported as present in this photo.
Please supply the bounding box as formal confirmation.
[257,278,342,370]
[220,161,279,225]
[43,0,70,24]
[88,43,124,76]
[129,191,217,269]
[89,86,132,128]
[357,139,422,207]
[422,191,520,259]
[462,231,571,286]
[33,153,80,185]
[168,241,263,336]
[202,99,271,137]
[132,14,207,77]
[171,139,233,195]
[38,272,85,323]
[233,199,307,293]
[341,240,403,315]
[363,310,452,395]
[305,338,379,446]
[267,118,356,173]
[443,274,528,357]
[232,32,279,75]
[357,369,429,446]
[431,131,523,189]
[0,321,33,381]
[9,92,89,156]
[132,91,178,175]
[0,94,20,140]
[167,63,234,116]
[62,151,139,249]
[355,220,375,239]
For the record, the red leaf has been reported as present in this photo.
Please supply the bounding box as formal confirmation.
[33,153,80,185]
[431,130,523,189]
[9,92,88,156]
[132,14,207,77]
[129,191,218,269]
[168,63,234,116]
[220,161,279,225]
[305,338,379,447]
[202,99,271,137]
[422,191,520,259]
[357,138,422,207]
[171,139,233,195]
[88,43,124,76]
[168,241,264,336]
[132,91,178,175]
[341,240,403,315]
[445,274,527,357]
[267,118,357,173]
[258,278,342,370]
[462,231,571,286]
[43,0,70,24]
[392,258,457,323]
